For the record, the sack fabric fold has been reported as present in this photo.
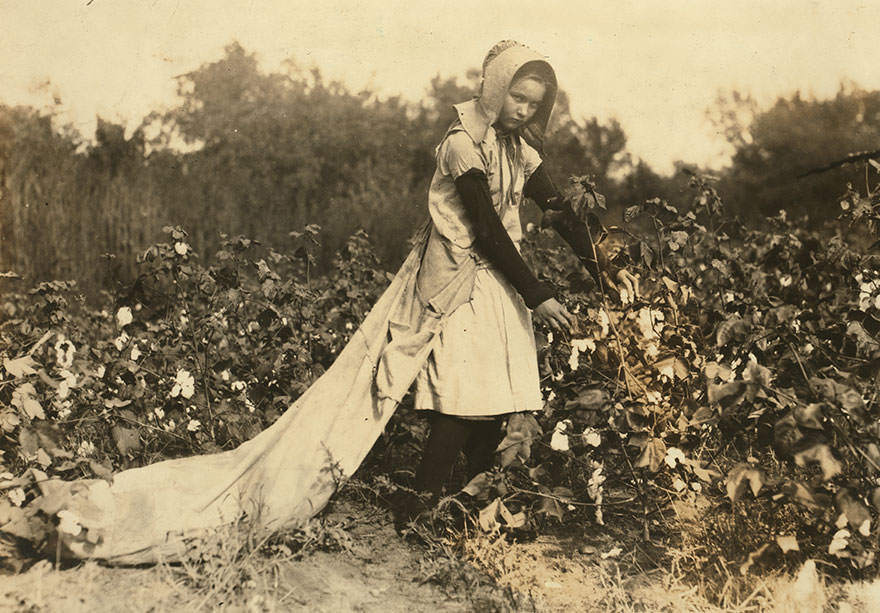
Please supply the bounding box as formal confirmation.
[42,223,473,564]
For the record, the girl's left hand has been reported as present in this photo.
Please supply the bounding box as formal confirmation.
[615,269,640,303]
[533,298,575,334]
[600,269,640,304]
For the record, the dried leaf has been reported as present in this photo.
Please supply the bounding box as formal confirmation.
[828,529,850,556]
[726,463,765,503]
[776,535,800,553]
[3,355,38,378]
[794,444,842,480]
[739,543,770,575]
[479,498,501,531]
[0,500,31,539]
[35,448,52,468]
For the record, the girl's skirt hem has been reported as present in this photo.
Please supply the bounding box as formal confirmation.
[414,266,543,417]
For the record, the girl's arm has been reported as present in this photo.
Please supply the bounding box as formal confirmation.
[454,168,555,309]
[523,164,618,287]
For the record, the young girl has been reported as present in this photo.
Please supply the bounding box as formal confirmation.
[406,40,631,507]
[43,40,632,563]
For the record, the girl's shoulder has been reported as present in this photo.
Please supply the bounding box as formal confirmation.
[436,123,487,179]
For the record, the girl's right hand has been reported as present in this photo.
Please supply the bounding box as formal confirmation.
[533,298,575,334]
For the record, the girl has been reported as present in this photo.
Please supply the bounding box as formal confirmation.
[406,40,634,510]
[42,40,633,563]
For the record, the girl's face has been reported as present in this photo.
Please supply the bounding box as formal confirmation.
[496,77,546,132]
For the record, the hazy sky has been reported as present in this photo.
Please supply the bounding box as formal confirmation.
[3,1,880,174]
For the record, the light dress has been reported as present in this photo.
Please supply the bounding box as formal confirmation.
[415,125,545,417]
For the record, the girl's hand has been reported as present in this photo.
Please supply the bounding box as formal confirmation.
[599,269,640,304]
[533,298,575,334]
[615,269,640,303]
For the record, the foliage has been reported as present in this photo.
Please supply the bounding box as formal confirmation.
[714,86,880,224]
[1,42,645,298]
[3,168,879,595]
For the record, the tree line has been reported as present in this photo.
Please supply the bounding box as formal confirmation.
[1,42,877,296]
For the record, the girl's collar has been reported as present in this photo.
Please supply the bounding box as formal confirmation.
[452,99,494,145]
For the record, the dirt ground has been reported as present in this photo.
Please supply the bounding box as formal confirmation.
[2,497,880,612]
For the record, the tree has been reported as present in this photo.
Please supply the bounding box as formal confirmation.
[715,86,880,223]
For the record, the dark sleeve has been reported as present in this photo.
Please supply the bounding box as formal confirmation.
[523,164,614,285]
[454,169,555,309]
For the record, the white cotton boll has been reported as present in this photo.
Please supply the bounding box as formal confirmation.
[187,419,201,432]
[582,428,602,447]
[113,332,129,352]
[550,420,571,451]
[8,488,25,507]
[116,306,133,327]
[130,344,141,361]
[54,337,76,369]
[171,369,195,399]
[57,510,83,536]
[665,447,686,469]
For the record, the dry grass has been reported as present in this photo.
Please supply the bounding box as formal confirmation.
[3,496,880,613]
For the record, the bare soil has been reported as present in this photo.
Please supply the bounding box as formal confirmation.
[2,497,878,612]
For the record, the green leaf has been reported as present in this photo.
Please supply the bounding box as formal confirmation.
[563,388,609,411]
[654,356,690,380]
[780,480,829,510]
[835,488,872,535]
[11,383,44,419]
[707,381,745,407]
[715,316,748,347]
[462,472,492,499]
[112,425,142,456]
[635,438,667,472]
[537,495,565,522]
[792,403,825,430]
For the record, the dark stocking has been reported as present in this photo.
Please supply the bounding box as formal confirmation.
[463,419,503,479]
[414,413,503,499]
[414,413,471,500]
